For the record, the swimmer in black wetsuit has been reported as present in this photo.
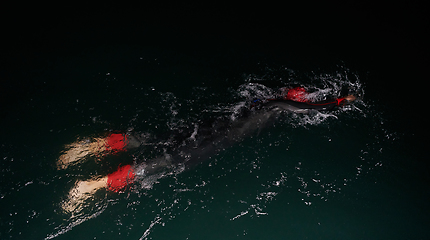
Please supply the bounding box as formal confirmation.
[252,87,357,113]
[59,86,357,212]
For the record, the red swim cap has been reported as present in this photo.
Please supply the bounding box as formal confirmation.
[285,87,308,102]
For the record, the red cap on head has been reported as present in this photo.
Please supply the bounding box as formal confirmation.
[285,87,308,102]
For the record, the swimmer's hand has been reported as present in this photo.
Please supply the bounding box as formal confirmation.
[344,95,356,102]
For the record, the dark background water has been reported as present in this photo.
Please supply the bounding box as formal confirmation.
[2,1,428,132]
[1,1,429,239]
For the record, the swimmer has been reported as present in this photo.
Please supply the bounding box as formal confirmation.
[60,86,357,212]
[253,86,357,113]
[280,86,356,103]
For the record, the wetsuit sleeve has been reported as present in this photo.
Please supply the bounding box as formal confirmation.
[306,97,346,110]
[268,97,347,111]
[335,97,346,106]
[107,165,135,192]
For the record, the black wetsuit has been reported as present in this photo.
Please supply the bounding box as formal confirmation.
[140,96,348,174]
[262,97,347,112]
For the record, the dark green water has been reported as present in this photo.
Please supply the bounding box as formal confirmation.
[1,18,428,240]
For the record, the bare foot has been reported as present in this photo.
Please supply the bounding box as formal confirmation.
[61,176,108,213]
